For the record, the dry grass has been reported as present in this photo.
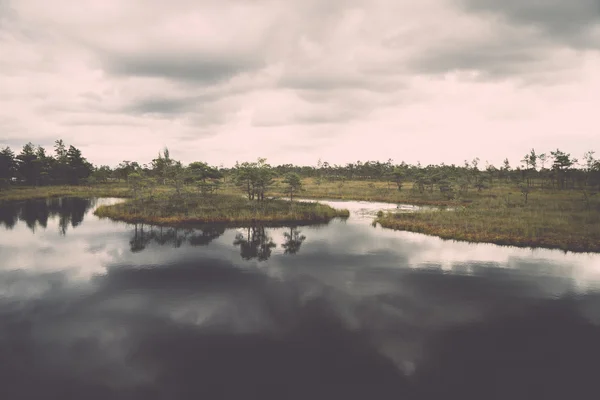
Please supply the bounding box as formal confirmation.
[94,192,349,227]
[376,187,600,253]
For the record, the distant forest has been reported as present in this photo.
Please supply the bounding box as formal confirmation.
[1,140,599,193]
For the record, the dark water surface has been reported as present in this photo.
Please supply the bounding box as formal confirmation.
[1,197,600,400]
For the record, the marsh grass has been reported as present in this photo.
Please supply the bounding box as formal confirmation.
[267,178,462,206]
[0,184,132,202]
[376,187,600,253]
[94,192,349,227]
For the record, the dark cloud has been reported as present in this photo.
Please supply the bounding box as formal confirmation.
[125,97,196,116]
[280,73,372,91]
[460,0,600,47]
[406,0,600,81]
[408,38,561,81]
[103,51,264,84]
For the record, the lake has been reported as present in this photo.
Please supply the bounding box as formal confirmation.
[1,197,600,399]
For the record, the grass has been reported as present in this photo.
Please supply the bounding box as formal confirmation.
[93,192,350,227]
[0,183,132,202]
[267,178,461,206]
[375,186,600,253]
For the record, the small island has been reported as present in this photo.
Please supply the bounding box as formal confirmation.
[94,192,349,227]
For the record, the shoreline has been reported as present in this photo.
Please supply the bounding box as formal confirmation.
[2,184,598,254]
[375,211,600,254]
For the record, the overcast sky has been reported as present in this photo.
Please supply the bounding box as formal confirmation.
[1,0,599,168]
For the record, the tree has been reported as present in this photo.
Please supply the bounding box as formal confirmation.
[234,161,258,200]
[53,139,69,184]
[282,172,302,202]
[501,158,512,183]
[234,158,274,201]
[391,166,406,191]
[170,161,186,196]
[0,147,16,187]
[188,161,221,183]
[115,161,140,183]
[151,147,175,185]
[36,145,53,185]
[526,148,537,187]
[538,153,548,189]
[583,151,596,173]
[92,165,112,183]
[16,142,41,185]
[550,149,575,189]
[254,158,274,201]
[66,145,92,184]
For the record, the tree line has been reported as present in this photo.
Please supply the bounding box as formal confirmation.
[1,141,599,197]
[0,140,93,189]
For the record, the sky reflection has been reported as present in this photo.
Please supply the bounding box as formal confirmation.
[1,198,600,399]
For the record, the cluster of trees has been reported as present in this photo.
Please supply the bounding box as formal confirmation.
[2,140,599,198]
[0,140,93,189]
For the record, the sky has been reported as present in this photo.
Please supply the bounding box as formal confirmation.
[1,0,599,168]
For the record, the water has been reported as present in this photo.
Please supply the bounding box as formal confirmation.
[1,197,600,399]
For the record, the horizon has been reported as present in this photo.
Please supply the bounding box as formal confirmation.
[1,139,596,170]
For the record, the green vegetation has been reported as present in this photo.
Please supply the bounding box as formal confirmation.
[375,187,600,253]
[1,140,599,252]
[0,183,131,202]
[94,192,349,227]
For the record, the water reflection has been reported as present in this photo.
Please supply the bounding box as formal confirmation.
[126,223,307,260]
[282,227,306,255]
[129,223,226,252]
[2,197,600,399]
[0,197,94,235]
[233,225,277,261]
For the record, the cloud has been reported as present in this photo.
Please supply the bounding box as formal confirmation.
[0,0,599,167]
[103,51,264,84]
[459,0,600,48]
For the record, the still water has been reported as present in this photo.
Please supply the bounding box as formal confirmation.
[1,197,600,399]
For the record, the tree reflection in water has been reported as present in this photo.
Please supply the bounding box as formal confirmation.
[282,227,306,255]
[233,225,276,261]
[129,223,226,252]
[0,197,94,235]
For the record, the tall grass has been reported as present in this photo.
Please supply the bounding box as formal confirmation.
[376,186,600,253]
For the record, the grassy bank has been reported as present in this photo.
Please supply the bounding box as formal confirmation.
[0,183,132,202]
[94,193,349,227]
[375,188,600,253]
